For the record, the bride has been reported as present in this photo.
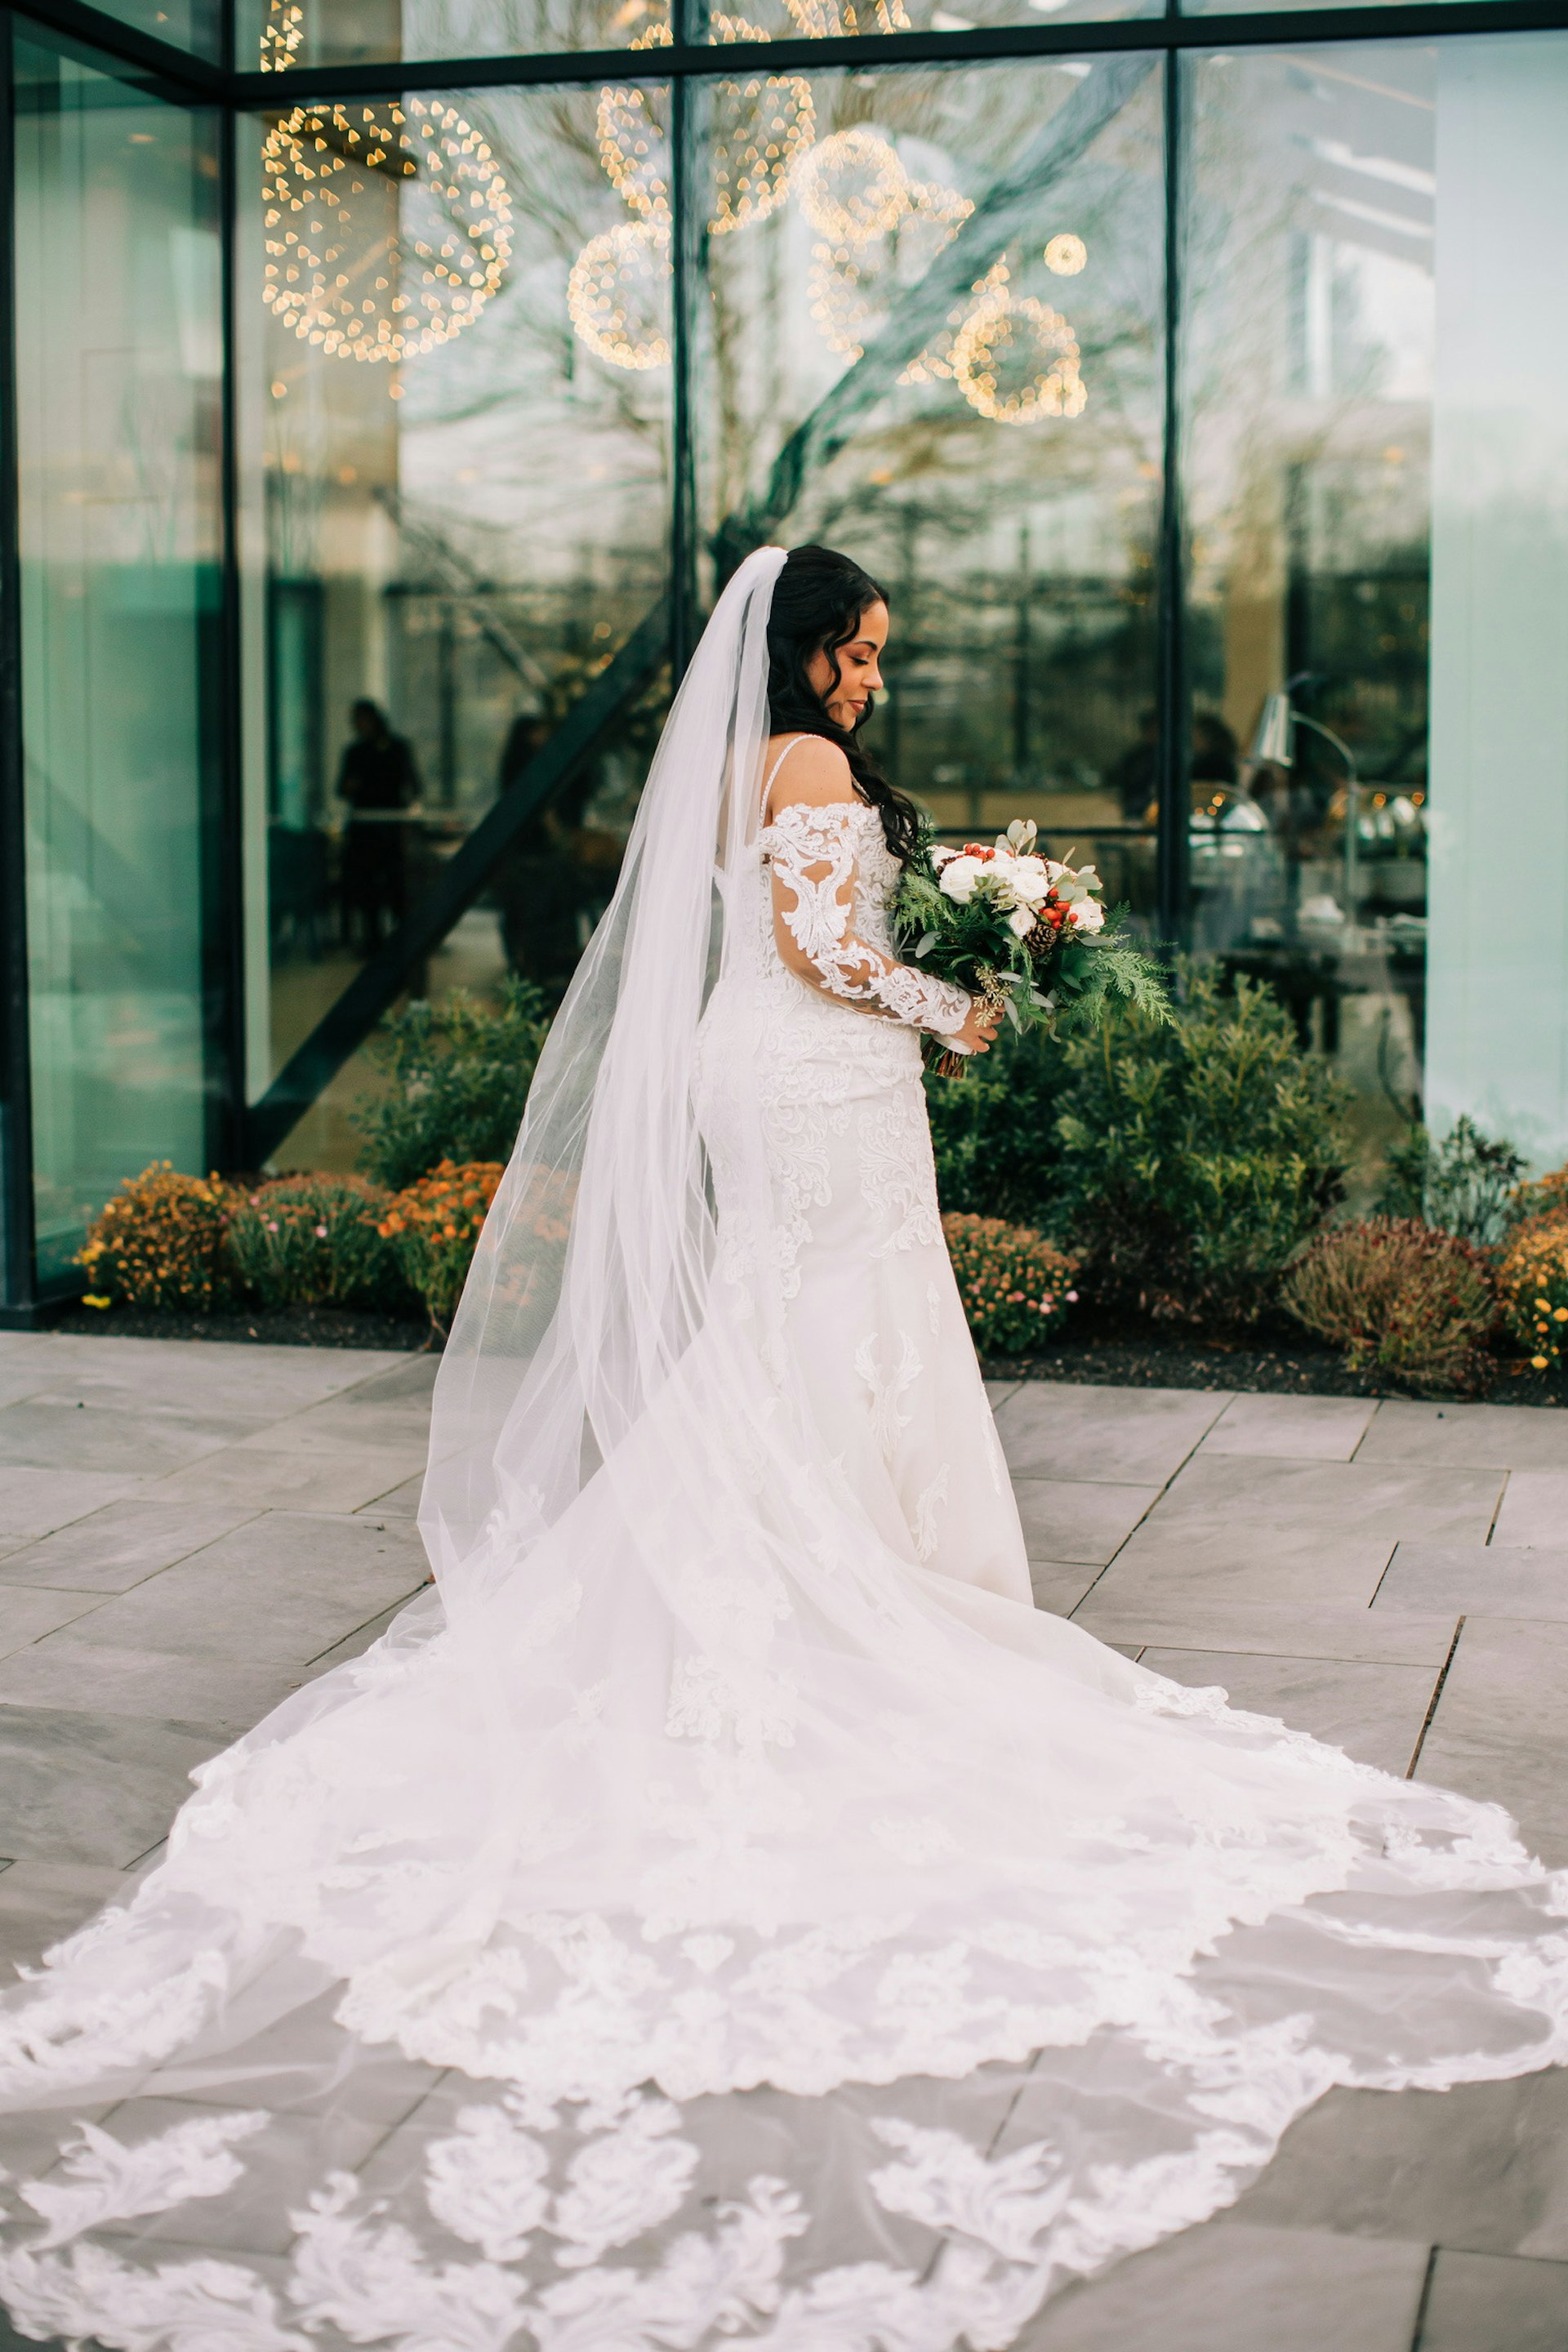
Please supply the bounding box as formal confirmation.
[2,543,1567,2352]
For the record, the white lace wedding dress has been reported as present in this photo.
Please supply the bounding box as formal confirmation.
[2,550,1567,2352]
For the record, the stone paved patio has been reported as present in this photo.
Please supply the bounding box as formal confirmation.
[2,1332,1568,2350]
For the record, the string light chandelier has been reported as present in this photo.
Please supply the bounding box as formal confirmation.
[573,6,1088,427]
[567,219,673,370]
[950,263,1086,423]
[260,2,513,364]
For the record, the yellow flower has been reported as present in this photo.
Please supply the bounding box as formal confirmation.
[82,1294,112,1310]
[1555,1308,1568,1322]
[1534,1356,1550,1370]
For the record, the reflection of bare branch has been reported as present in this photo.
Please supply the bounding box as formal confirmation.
[719,55,1156,564]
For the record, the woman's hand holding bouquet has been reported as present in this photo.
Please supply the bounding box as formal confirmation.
[891,818,1172,1076]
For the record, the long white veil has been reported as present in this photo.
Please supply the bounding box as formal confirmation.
[420,543,787,1610]
[7,541,1568,2352]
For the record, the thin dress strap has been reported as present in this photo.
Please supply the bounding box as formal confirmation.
[760,734,808,821]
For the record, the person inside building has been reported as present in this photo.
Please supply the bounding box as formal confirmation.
[336,698,421,951]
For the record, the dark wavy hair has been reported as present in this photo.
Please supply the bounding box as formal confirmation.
[766,543,922,866]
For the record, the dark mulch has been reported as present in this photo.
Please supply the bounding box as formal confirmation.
[983,1313,1566,1409]
[51,1301,435,1352]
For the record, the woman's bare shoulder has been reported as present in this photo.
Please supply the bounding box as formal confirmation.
[763,734,856,821]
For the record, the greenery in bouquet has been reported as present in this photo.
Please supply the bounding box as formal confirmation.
[892,819,1170,1072]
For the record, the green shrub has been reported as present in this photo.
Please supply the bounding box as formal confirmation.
[378,1159,506,1333]
[1497,1210,1568,1380]
[1052,965,1350,1325]
[77,1165,235,1312]
[925,1023,1065,1227]
[942,1212,1077,1356]
[1282,1218,1496,1394]
[352,979,549,1192]
[226,1174,409,1311]
[1377,1114,1528,1245]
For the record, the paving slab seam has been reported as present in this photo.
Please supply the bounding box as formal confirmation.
[1407,2245,1439,2352]
[1405,1619,1465,1781]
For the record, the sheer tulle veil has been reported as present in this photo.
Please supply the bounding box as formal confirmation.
[11,541,1568,2352]
[421,544,788,1612]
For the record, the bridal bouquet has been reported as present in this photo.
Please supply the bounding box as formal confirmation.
[891,819,1172,1076]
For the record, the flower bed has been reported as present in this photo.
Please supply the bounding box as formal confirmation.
[941,1212,1077,1356]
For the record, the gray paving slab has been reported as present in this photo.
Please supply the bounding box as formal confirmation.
[1092,1455,1505,1615]
[1199,1392,1378,1461]
[1011,1476,1160,1566]
[984,1378,1022,1409]
[1140,1648,1439,1775]
[1229,2070,1568,2258]
[0,1585,107,1658]
[149,1439,426,1516]
[0,1641,302,1738]
[10,1510,428,1673]
[85,2096,391,2256]
[1492,1472,1568,1550]
[0,1496,261,1593]
[0,1704,221,1868]
[1019,2220,1428,2351]
[1071,1597,1459,1667]
[252,1396,435,1455]
[16,1334,412,1419]
[0,1464,148,1539]
[1356,1398,1568,1473]
[991,1381,1232,1485]
[1415,1615,1568,1866]
[1417,2248,1568,2351]
[0,1857,138,1976]
[1373,1540,1568,1619]
[356,1471,423,1519]
[0,1397,257,1477]
[1028,1563,1098,1617]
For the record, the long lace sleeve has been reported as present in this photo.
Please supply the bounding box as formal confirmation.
[760,801,972,1039]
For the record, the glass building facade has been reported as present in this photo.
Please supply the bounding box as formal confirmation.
[2,0,1566,1315]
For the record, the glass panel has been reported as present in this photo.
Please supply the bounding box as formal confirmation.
[692,54,1165,915]
[238,82,671,1167]
[15,31,222,1285]
[1183,43,1433,1188]
[87,0,222,60]
[1426,33,1568,1169]
[237,0,1156,76]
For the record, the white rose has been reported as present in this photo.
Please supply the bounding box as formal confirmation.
[1067,898,1106,933]
[938,855,984,903]
[1009,854,1051,906]
[1045,859,1068,880]
[1008,903,1036,938]
[930,844,959,869]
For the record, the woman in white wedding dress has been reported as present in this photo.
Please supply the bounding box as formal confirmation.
[2,543,1567,2352]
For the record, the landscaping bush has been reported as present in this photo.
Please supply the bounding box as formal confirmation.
[1051,966,1351,1325]
[1497,1211,1568,1382]
[77,1164,235,1312]
[352,979,549,1192]
[226,1174,410,1312]
[1282,1218,1496,1393]
[925,1023,1065,1228]
[942,1212,1077,1356]
[378,1159,506,1333]
[1377,1114,1528,1245]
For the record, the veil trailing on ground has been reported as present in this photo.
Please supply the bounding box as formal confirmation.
[6,541,1568,2352]
[420,544,787,1610]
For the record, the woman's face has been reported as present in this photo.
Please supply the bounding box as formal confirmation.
[805,599,888,732]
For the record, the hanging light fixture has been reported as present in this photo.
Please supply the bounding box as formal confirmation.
[260,2,513,363]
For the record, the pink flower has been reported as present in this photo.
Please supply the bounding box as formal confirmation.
[265,1220,278,1232]
[315,1224,328,1238]
[1066,1290,1079,1302]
